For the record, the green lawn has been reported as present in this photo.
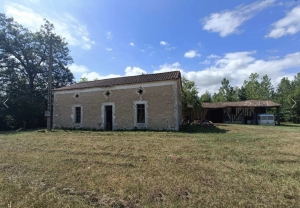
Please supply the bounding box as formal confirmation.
[0,124,300,207]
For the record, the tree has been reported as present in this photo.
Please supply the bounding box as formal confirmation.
[181,77,200,118]
[212,78,238,102]
[239,73,274,101]
[242,73,261,100]
[275,77,292,121]
[79,77,88,82]
[200,90,212,103]
[0,13,74,129]
[260,75,274,100]
[290,73,300,122]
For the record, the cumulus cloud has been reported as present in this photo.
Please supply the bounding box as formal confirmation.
[107,31,112,40]
[4,2,95,50]
[202,0,274,37]
[267,56,280,60]
[184,50,201,58]
[129,42,135,46]
[159,41,176,50]
[69,64,89,74]
[24,0,40,4]
[152,51,300,95]
[207,54,221,59]
[125,67,147,76]
[265,6,300,38]
[195,51,300,94]
[153,62,183,74]
[106,48,113,51]
[199,60,211,65]
[81,66,146,81]
[81,72,121,81]
[160,41,168,46]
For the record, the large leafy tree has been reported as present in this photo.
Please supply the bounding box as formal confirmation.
[275,73,300,122]
[290,73,300,122]
[275,77,293,121]
[182,77,200,118]
[200,90,212,103]
[0,13,74,129]
[238,73,274,101]
[212,78,239,102]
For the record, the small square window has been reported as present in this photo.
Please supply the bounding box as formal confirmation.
[137,104,145,123]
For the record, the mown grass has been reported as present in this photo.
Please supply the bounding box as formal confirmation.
[0,124,300,207]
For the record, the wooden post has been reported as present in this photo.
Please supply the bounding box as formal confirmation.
[47,35,53,131]
[276,107,280,125]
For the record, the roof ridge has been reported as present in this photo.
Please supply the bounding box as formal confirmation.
[54,71,181,91]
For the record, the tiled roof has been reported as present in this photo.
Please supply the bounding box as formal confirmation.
[54,71,181,91]
[202,100,281,108]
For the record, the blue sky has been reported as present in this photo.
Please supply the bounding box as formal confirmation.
[1,0,300,94]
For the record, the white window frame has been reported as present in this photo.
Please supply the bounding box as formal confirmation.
[134,100,148,128]
[72,104,83,127]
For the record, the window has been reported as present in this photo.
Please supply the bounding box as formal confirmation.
[137,104,145,123]
[75,107,81,123]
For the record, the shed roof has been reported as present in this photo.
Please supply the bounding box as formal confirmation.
[54,71,181,91]
[202,100,280,109]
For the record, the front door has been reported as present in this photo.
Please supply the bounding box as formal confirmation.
[105,105,113,131]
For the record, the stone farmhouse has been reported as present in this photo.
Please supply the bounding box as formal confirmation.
[53,71,182,131]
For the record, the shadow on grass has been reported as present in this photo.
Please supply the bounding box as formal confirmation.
[179,125,228,134]
[277,123,300,128]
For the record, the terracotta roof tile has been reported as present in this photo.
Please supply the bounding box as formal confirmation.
[202,100,281,108]
[54,71,181,91]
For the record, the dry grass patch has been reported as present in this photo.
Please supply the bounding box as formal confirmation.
[0,124,300,207]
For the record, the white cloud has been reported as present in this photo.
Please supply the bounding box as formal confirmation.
[69,64,89,73]
[160,41,168,46]
[152,51,300,95]
[199,60,211,65]
[129,42,135,46]
[81,72,121,81]
[202,0,275,37]
[267,56,280,60]
[159,41,176,50]
[184,50,201,58]
[207,54,221,59]
[107,31,112,40]
[4,2,95,50]
[186,51,300,95]
[81,67,146,81]
[125,67,147,76]
[266,6,300,38]
[24,0,40,4]
[106,48,113,51]
[153,62,183,74]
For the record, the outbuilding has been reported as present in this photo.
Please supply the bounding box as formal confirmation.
[53,71,182,131]
[193,100,281,125]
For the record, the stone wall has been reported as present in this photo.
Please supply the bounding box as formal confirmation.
[53,80,181,131]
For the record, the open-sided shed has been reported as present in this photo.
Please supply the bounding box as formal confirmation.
[193,100,281,125]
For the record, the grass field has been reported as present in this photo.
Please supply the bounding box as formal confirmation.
[0,124,300,207]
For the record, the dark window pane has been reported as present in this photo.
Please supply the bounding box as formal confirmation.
[75,107,81,123]
[137,104,145,123]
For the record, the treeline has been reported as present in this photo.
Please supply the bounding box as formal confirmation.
[199,73,300,122]
[0,13,74,130]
